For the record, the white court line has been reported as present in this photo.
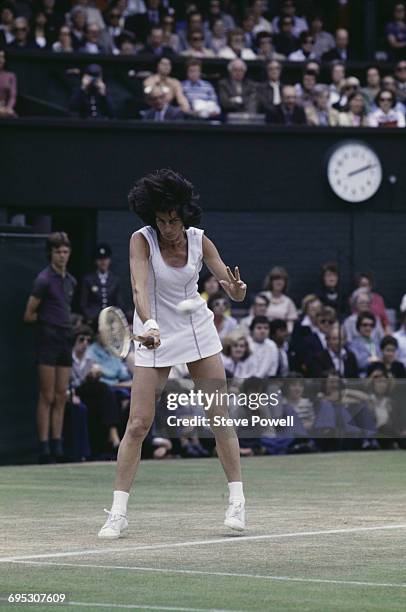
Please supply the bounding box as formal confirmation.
[0,599,240,612]
[0,523,405,563]
[13,560,406,589]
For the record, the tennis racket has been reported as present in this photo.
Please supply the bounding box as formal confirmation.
[98,307,155,358]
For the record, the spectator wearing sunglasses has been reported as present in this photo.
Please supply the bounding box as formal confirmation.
[368,89,406,127]
[181,30,215,57]
[288,31,316,61]
[8,16,40,50]
[302,307,337,377]
[273,15,298,57]
[348,313,382,377]
[395,60,406,102]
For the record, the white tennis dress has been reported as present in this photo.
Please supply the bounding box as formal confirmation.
[132,225,223,368]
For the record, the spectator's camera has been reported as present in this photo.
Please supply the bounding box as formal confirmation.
[84,63,103,91]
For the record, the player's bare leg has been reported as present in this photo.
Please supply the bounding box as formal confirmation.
[98,365,170,539]
[188,354,246,531]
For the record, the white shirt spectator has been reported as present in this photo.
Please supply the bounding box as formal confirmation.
[221,354,257,378]
[252,17,272,36]
[217,46,257,60]
[288,49,316,61]
[217,315,238,339]
[261,292,298,333]
[368,107,405,127]
[248,337,278,377]
[393,327,406,367]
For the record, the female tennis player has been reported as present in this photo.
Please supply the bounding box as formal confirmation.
[98,169,247,538]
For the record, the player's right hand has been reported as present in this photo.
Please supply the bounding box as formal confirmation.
[139,329,161,349]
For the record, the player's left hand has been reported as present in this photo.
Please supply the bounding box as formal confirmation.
[219,266,247,302]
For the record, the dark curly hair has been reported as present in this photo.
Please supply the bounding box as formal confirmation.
[128,169,202,229]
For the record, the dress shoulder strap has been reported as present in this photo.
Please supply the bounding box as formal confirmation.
[132,226,157,259]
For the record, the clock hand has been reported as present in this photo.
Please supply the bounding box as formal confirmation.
[347,163,377,178]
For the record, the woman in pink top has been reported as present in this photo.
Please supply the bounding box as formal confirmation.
[355,273,391,333]
[0,50,17,117]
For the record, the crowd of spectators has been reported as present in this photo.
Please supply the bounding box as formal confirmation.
[1,1,406,125]
[58,243,406,461]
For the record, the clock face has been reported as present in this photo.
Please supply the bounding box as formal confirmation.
[327,141,382,203]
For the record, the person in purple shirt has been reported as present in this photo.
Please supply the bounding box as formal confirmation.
[24,232,77,463]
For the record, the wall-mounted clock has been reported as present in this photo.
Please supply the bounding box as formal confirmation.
[327,140,383,203]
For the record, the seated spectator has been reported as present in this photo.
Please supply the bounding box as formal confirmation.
[316,261,346,315]
[305,85,340,126]
[251,0,272,36]
[368,89,406,127]
[199,272,221,302]
[218,58,258,114]
[38,0,65,44]
[380,335,406,378]
[221,333,257,378]
[266,84,307,125]
[248,316,278,378]
[178,11,208,53]
[309,14,335,60]
[204,0,235,35]
[241,9,256,50]
[52,25,74,53]
[86,326,132,387]
[218,27,257,60]
[356,272,390,332]
[137,25,176,59]
[269,319,290,377]
[333,76,361,112]
[294,69,318,108]
[69,6,87,50]
[344,288,384,343]
[208,292,237,339]
[304,59,321,77]
[78,23,113,54]
[393,311,406,367]
[8,17,40,50]
[70,325,121,456]
[272,0,308,37]
[366,364,398,447]
[0,50,16,117]
[289,294,322,373]
[337,91,369,126]
[273,15,298,57]
[302,306,337,377]
[31,10,48,49]
[103,4,126,54]
[143,56,190,112]
[181,29,215,58]
[381,74,406,112]
[277,374,316,446]
[240,292,270,333]
[257,59,283,113]
[394,60,406,103]
[125,0,168,44]
[320,325,359,378]
[385,2,406,61]
[69,64,114,119]
[328,60,346,106]
[162,13,181,54]
[141,84,184,121]
[349,312,382,376]
[288,31,317,62]
[322,28,351,62]
[181,58,220,119]
[0,2,16,47]
[116,31,138,55]
[255,31,284,61]
[207,17,227,55]
[74,0,105,31]
[361,66,381,113]
[262,266,298,332]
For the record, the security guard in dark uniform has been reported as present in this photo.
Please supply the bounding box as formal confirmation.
[80,243,123,325]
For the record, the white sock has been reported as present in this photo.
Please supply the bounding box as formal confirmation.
[228,481,244,502]
[111,490,129,516]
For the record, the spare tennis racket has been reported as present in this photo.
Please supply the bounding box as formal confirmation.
[98,306,155,358]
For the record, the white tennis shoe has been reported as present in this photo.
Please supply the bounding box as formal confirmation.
[224,499,245,531]
[98,509,128,539]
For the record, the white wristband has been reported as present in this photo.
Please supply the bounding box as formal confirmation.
[143,319,159,332]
